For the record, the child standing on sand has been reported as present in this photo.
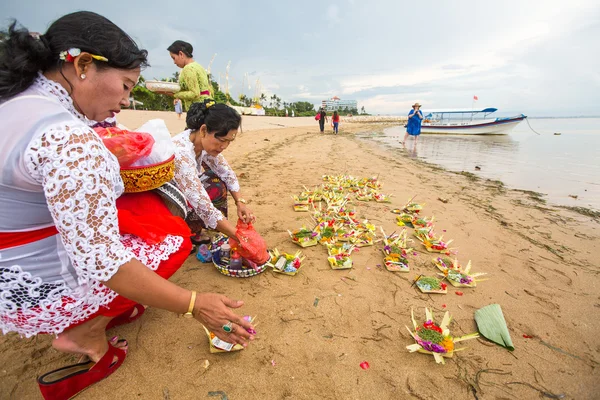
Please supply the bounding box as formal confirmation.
[174,98,183,119]
[332,111,340,135]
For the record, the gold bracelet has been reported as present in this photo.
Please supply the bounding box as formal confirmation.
[182,291,196,318]
[236,198,247,204]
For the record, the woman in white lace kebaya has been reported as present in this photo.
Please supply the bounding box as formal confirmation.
[172,100,255,240]
[0,12,254,399]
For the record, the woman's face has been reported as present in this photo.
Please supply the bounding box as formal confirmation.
[202,128,237,157]
[170,52,186,68]
[74,65,139,122]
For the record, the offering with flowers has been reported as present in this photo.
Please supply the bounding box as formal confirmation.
[326,243,354,270]
[433,258,486,288]
[395,213,415,227]
[406,308,479,364]
[403,197,425,214]
[268,249,305,276]
[381,228,411,272]
[414,276,447,293]
[414,228,453,254]
[412,215,434,228]
[288,227,319,248]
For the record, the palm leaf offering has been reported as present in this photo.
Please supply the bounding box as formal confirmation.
[326,243,355,270]
[288,227,319,248]
[414,276,447,293]
[406,308,479,364]
[268,249,305,276]
[414,227,453,254]
[381,228,411,272]
[433,257,487,288]
[474,304,514,351]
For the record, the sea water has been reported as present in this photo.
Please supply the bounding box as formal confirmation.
[367,118,600,210]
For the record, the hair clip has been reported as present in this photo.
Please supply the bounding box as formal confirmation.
[59,48,108,63]
[205,101,216,109]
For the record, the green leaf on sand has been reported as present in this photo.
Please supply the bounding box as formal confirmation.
[474,304,514,351]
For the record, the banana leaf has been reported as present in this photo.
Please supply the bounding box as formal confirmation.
[474,304,514,351]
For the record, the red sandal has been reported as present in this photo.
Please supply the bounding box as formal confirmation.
[106,303,145,330]
[38,340,127,400]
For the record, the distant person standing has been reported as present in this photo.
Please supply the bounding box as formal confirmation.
[167,40,212,111]
[318,107,328,133]
[402,103,424,145]
[332,111,340,135]
[174,98,183,119]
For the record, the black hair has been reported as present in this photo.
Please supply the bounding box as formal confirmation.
[0,11,149,101]
[333,111,339,117]
[167,40,193,58]
[186,99,241,137]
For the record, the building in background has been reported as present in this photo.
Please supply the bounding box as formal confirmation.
[321,96,358,112]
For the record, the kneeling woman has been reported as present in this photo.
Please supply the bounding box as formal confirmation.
[172,99,255,242]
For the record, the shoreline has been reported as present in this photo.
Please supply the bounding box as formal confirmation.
[2,111,598,399]
[355,124,600,215]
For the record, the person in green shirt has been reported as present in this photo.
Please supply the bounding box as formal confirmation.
[167,40,212,110]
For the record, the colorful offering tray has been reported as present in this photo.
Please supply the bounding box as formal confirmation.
[396,213,414,227]
[403,198,425,214]
[326,243,354,270]
[202,316,256,353]
[414,276,447,293]
[373,192,392,203]
[292,193,310,212]
[210,235,268,278]
[268,249,305,276]
[414,228,453,255]
[288,227,319,248]
[381,228,411,272]
[406,308,479,364]
[433,258,486,288]
[412,215,434,228]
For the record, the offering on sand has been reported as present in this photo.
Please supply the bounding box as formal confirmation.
[414,228,453,255]
[433,258,486,288]
[268,249,304,276]
[403,199,425,214]
[412,215,434,228]
[203,325,245,353]
[292,193,310,212]
[395,213,415,227]
[288,227,319,247]
[327,243,354,270]
[414,276,447,293]
[406,308,479,364]
[381,228,411,272]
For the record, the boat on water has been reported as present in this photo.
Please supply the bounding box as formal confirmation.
[419,108,527,134]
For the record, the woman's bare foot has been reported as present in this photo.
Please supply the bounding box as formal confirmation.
[52,316,126,363]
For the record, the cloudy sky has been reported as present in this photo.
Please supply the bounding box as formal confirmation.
[2,0,599,116]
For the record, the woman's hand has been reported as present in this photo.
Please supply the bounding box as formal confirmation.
[237,203,256,223]
[193,292,255,346]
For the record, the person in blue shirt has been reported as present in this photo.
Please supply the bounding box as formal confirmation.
[402,103,423,145]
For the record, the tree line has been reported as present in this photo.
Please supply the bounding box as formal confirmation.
[131,74,368,116]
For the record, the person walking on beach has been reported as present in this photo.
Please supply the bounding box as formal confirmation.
[402,102,424,145]
[332,111,340,135]
[317,107,328,133]
[0,12,254,399]
[174,98,183,119]
[167,40,212,110]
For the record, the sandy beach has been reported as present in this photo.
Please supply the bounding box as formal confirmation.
[1,110,599,399]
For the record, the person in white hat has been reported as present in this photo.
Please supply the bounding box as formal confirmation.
[402,103,423,145]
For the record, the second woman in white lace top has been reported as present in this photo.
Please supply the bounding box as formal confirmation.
[171,100,255,240]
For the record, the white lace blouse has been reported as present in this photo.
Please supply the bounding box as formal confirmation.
[171,130,240,229]
[0,74,182,337]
